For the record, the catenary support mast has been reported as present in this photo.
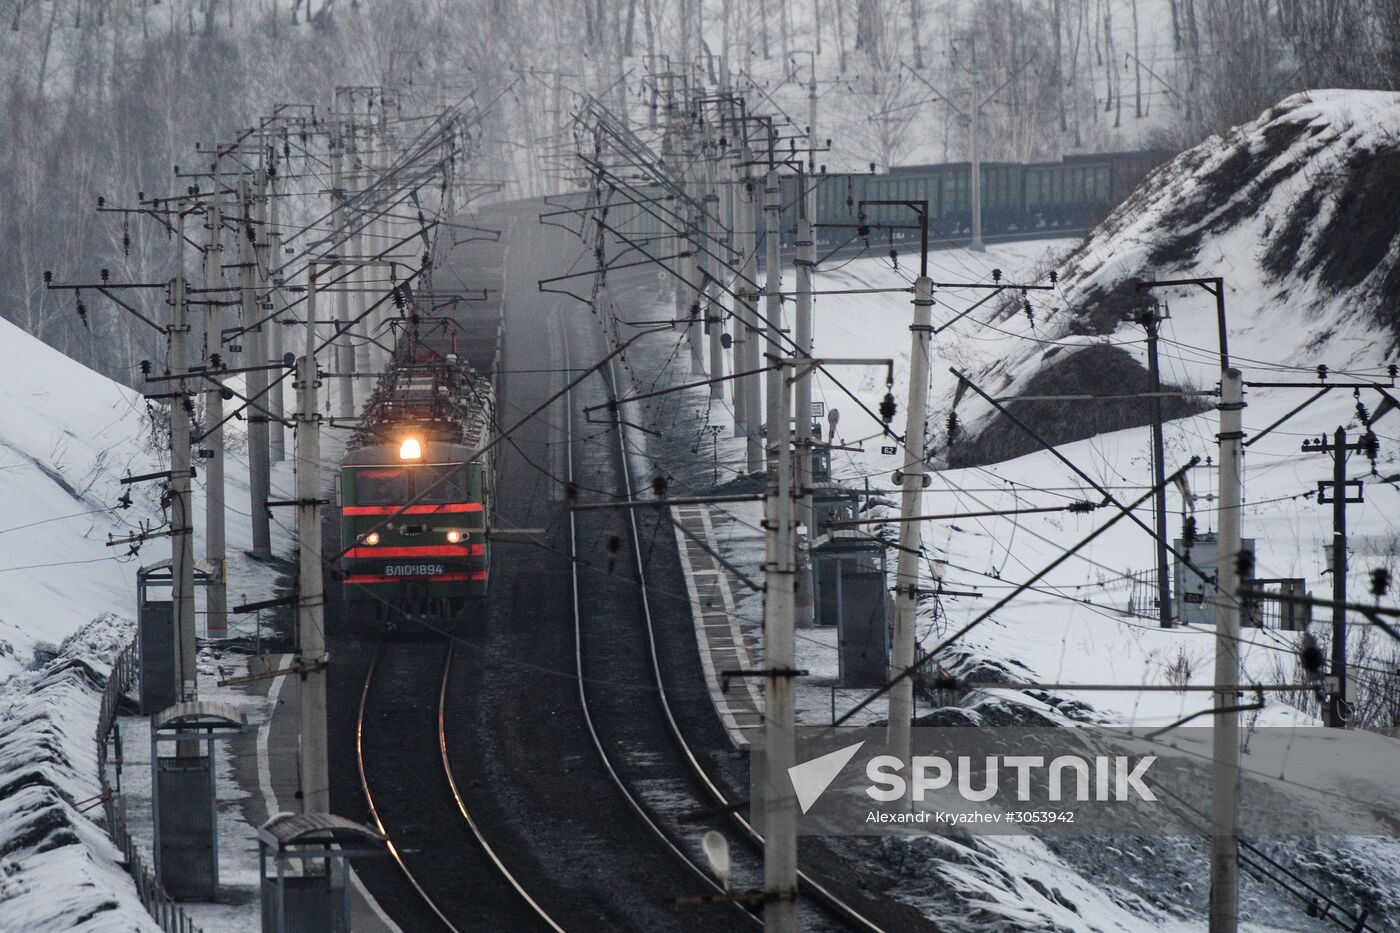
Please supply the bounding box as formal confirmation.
[889,275,934,766]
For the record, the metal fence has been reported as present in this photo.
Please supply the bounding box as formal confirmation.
[1126,569,1308,629]
[96,639,203,933]
[1126,568,1164,620]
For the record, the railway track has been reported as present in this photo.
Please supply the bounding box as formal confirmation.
[344,214,908,932]
[356,636,563,932]
[563,330,763,929]
[564,323,888,932]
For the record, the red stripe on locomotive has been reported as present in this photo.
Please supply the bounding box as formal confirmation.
[343,502,484,516]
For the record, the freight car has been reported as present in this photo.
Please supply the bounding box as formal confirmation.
[793,150,1163,249]
[608,150,1163,255]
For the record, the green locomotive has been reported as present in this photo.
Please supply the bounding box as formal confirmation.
[339,313,499,626]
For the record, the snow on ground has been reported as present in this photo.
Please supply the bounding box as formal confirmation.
[112,661,279,933]
[0,310,305,929]
[0,317,161,679]
[0,614,157,932]
[624,91,1400,930]
[0,314,301,677]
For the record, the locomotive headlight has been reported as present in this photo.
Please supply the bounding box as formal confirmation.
[363,531,381,546]
[399,437,423,461]
[445,530,463,544]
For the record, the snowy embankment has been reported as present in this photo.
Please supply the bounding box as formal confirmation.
[0,319,160,679]
[0,314,298,681]
[0,310,300,928]
[632,91,1400,930]
[815,92,1400,930]
[0,614,157,932]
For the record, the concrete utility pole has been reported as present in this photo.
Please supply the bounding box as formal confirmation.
[685,200,706,374]
[373,94,392,359]
[243,175,273,560]
[332,108,356,419]
[726,103,747,417]
[763,161,783,477]
[762,355,799,933]
[704,144,726,399]
[736,139,765,474]
[267,177,287,463]
[793,214,816,628]
[350,123,374,381]
[382,97,401,353]
[297,261,330,815]
[1303,426,1367,728]
[1328,426,1349,729]
[888,275,934,769]
[172,208,198,703]
[806,57,819,224]
[675,96,706,375]
[1210,367,1244,933]
[968,35,985,252]
[203,159,228,641]
[1142,308,1172,625]
[729,128,748,428]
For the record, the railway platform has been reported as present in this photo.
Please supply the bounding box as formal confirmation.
[670,502,766,750]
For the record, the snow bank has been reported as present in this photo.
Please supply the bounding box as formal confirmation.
[951,90,1400,447]
[0,613,157,932]
[0,315,161,679]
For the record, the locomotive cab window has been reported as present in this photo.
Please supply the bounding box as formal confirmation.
[355,468,409,504]
[416,464,472,503]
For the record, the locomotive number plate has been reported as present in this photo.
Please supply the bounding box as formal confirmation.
[384,564,446,577]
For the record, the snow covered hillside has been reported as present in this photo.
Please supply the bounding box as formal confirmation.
[0,318,161,679]
[812,92,1400,930]
[0,314,299,682]
[0,615,158,932]
[626,91,1400,930]
[951,88,1400,451]
[0,303,300,929]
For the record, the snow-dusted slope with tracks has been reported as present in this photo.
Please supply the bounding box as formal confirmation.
[634,91,1400,930]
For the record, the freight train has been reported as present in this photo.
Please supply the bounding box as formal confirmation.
[797,150,1164,246]
[608,150,1164,252]
[339,300,502,628]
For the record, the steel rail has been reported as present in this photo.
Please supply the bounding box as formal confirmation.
[600,334,889,933]
[563,328,762,927]
[436,642,567,932]
[355,645,461,933]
